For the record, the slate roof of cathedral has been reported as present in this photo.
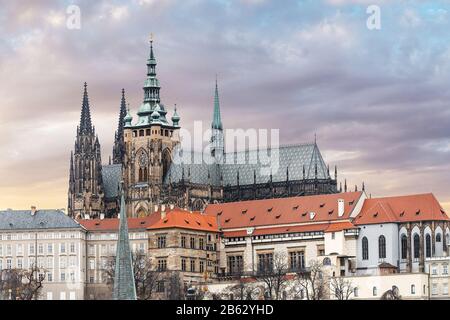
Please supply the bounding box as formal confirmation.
[354,193,450,225]
[102,164,122,199]
[0,209,81,230]
[163,143,330,186]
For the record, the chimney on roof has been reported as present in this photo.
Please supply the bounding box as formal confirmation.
[85,213,90,220]
[154,204,159,213]
[161,205,167,220]
[100,213,105,220]
[169,203,175,210]
[338,199,345,217]
[31,206,37,216]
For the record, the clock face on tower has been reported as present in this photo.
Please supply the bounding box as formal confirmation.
[139,152,148,167]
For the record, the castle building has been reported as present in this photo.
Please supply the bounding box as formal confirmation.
[68,40,339,219]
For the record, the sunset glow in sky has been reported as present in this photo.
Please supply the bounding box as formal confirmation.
[0,0,449,211]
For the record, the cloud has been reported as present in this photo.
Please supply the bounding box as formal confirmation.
[0,0,449,212]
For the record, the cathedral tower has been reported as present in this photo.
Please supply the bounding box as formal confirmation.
[122,39,181,217]
[68,83,104,219]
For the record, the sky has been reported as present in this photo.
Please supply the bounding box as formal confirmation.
[0,0,449,211]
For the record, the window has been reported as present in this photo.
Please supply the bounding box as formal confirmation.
[190,259,196,272]
[354,287,358,297]
[414,234,420,259]
[362,237,369,260]
[190,237,196,249]
[157,281,165,293]
[289,251,305,271]
[89,276,94,284]
[443,264,448,275]
[16,244,23,255]
[411,284,415,294]
[257,253,273,273]
[6,259,12,269]
[16,258,23,269]
[60,292,66,300]
[157,236,166,249]
[89,259,95,270]
[181,258,186,271]
[60,256,67,268]
[331,232,335,240]
[157,259,167,271]
[6,244,11,256]
[373,286,377,296]
[29,244,35,255]
[401,235,407,259]
[199,238,204,250]
[378,235,386,259]
[60,243,66,254]
[181,236,186,248]
[443,283,449,295]
[69,292,76,300]
[47,292,53,300]
[426,234,432,258]
[61,272,66,282]
[38,243,44,254]
[436,233,442,242]
[227,255,243,275]
[47,273,53,282]
[70,243,75,254]
[323,257,331,266]
[88,245,95,255]
[200,260,205,273]
[432,264,438,275]
[47,244,53,254]
[432,283,438,295]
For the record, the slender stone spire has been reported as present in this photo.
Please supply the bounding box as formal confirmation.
[113,89,128,164]
[79,82,93,134]
[113,184,137,300]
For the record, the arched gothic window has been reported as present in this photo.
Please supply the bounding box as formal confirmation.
[414,234,420,259]
[436,233,442,242]
[426,234,432,258]
[138,168,143,182]
[378,235,386,259]
[401,235,408,260]
[362,237,369,260]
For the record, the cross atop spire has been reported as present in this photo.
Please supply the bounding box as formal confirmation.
[212,76,223,130]
[79,82,93,134]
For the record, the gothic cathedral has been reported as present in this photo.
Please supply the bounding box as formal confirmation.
[68,40,339,219]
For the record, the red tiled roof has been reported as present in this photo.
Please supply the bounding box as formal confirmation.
[79,208,218,233]
[222,221,356,238]
[354,193,450,225]
[204,192,363,229]
[150,208,218,232]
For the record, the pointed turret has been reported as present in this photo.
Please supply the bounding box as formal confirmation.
[113,184,137,300]
[171,104,180,127]
[80,82,93,134]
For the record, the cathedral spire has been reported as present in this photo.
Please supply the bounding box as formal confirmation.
[212,76,223,130]
[143,37,160,105]
[113,184,137,300]
[210,76,224,161]
[113,89,128,164]
[80,82,93,134]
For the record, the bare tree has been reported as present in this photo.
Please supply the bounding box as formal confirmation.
[330,276,354,300]
[295,260,328,300]
[0,264,46,300]
[165,271,184,300]
[256,252,290,300]
[105,251,162,300]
